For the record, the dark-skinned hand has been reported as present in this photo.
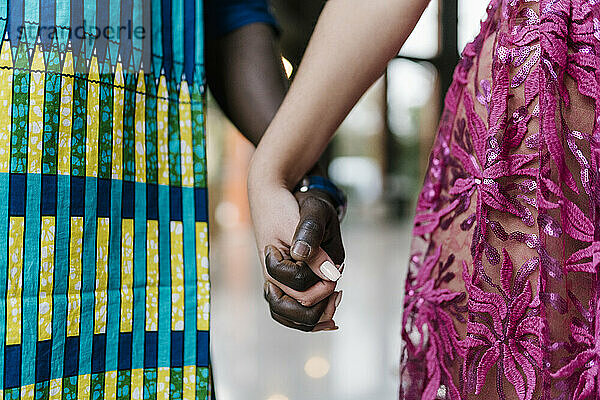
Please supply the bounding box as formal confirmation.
[261,189,345,332]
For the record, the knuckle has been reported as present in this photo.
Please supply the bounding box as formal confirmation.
[319,280,336,293]
[292,278,311,292]
[303,195,325,209]
[305,310,322,326]
[300,218,323,233]
[307,195,337,215]
[292,271,314,292]
[298,294,314,307]
[264,259,278,276]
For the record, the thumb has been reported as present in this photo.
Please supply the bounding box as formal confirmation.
[290,196,330,262]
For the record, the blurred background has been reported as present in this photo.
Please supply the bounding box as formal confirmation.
[208,1,488,399]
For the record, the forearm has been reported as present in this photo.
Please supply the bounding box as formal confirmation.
[206,23,288,147]
[206,21,328,177]
[249,0,430,189]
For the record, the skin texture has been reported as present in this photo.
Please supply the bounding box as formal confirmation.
[206,23,288,147]
[247,0,430,328]
[206,22,344,331]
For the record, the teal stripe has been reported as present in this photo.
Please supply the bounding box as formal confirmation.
[157,184,171,368]
[23,0,39,50]
[182,186,196,366]
[0,1,7,46]
[194,0,203,85]
[109,0,122,65]
[22,173,42,386]
[0,173,9,389]
[172,0,184,80]
[132,182,146,369]
[151,0,163,76]
[50,174,70,380]
[105,180,122,373]
[54,0,70,51]
[83,0,97,59]
[132,0,143,69]
[79,177,98,375]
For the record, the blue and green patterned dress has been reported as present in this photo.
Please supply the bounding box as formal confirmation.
[0,0,210,398]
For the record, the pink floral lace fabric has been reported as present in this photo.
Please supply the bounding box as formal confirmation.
[400,1,600,399]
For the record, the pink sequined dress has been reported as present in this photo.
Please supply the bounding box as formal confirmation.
[400,1,600,399]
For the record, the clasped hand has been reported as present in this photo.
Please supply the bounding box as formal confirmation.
[251,185,345,332]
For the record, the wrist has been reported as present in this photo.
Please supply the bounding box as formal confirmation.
[294,176,347,221]
[248,154,285,192]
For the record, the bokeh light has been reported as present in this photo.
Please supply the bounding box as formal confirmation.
[304,356,331,379]
[266,395,290,400]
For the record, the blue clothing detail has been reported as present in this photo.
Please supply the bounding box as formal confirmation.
[205,0,278,38]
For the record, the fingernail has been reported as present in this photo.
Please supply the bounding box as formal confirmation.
[323,326,339,331]
[335,291,343,308]
[291,240,311,258]
[263,282,270,297]
[320,261,341,281]
[338,263,345,272]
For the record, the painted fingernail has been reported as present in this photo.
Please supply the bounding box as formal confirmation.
[291,240,311,258]
[335,291,343,308]
[320,261,341,281]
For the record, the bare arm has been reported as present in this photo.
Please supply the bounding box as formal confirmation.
[206,20,343,331]
[205,23,288,147]
[248,0,430,189]
[247,0,430,323]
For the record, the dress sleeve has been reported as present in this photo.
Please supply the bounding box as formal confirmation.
[204,0,279,39]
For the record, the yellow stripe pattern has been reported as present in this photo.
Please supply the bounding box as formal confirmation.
[196,222,210,330]
[27,41,45,174]
[131,368,144,400]
[183,365,196,400]
[104,370,118,400]
[49,378,62,400]
[77,373,91,400]
[7,217,24,345]
[57,48,74,175]
[21,384,34,400]
[170,221,185,331]
[146,220,159,331]
[86,52,100,177]
[0,31,210,394]
[121,218,134,332]
[94,217,110,334]
[112,59,124,180]
[67,216,83,337]
[38,216,56,341]
[157,367,170,398]
[0,37,13,173]
[179,80,193,187]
